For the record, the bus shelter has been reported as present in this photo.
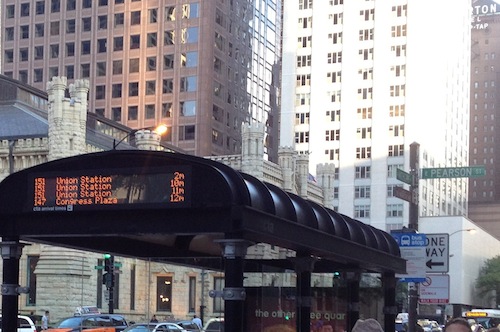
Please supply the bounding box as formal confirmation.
[0,150,406,332]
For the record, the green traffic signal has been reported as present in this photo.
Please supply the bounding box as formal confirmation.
[103,253,111,259]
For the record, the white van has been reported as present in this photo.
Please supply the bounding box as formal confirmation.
[0,315,37,332]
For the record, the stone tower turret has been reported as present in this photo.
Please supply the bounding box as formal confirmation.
[278,146,296,193]
[47,77,89,161]
[296,153,309,198]
[316,163,337,210]
[135,129,162,150]
[241,123,265,179]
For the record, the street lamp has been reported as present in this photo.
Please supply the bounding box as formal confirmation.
[112,124,167,150]
[449,228,476,237]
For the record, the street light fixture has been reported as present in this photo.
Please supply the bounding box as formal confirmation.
[112,124,167,150]
[449,228,476,237]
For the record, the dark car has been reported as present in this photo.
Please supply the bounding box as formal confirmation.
[50,314,129,332]
[167,320,200,332]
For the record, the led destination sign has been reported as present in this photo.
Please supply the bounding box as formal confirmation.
[30,167,190,212]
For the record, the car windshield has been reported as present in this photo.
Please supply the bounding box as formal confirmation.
[124,324,156,332]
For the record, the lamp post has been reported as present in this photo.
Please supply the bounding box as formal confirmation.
[449,229,476,237]
[112,124,167,150]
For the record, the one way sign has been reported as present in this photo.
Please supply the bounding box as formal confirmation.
[425,233,449,273]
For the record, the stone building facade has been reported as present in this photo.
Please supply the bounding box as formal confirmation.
[0,76,339,324]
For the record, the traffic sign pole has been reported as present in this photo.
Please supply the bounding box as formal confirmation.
[408,142,420,332]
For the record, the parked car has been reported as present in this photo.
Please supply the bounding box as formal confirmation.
[166,320,200,331]
[417,319,443,332]
[203,318,224,332]
[123,322,187,332]
[50,314,129,332]
[0,314,37,332]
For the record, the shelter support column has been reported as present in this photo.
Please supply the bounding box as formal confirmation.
[292,256,316,332]
[383,272,398,332]
[345,272,360,331]
[216,239,250,332]
[1,239,26,332]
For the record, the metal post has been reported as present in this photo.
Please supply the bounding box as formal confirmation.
[408,142,420,332]
[1,239,25,332]
[292,255,316,332]
[108,255,114,314]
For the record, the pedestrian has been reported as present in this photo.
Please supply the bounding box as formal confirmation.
[444,318,473,332]
[192,315,202,329]
[352,318,384,332]
[41,310,49,330]
[150,315,158,323]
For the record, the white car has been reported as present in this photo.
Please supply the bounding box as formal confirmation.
[0,314,37,332]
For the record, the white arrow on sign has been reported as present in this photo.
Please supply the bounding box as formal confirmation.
[425,233,449,273]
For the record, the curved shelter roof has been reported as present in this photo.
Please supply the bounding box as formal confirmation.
[0,150,405,274]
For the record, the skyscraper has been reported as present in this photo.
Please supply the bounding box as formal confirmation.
[1,0,281,160]
[469,0,500,239]
[280,0,471,231]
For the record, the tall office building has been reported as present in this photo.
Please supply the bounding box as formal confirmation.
[469,0,500,238]
[281,0,471,231]
[1,0,281,160]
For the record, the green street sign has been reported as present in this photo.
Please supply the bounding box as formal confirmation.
[95,265,104,270]
[396,168,413,185]
[421,166,486,179]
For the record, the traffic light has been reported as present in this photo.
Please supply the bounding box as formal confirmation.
[333,271,341,279]
[104,254,114,273]
[103,272,114,289]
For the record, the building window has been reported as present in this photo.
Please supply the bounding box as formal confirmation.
[295,112,310,125]
[145,104,155,119]
[97,38,107,53]
[158,104,171,120]
[147,33,157,47]
[96,85,106,99]
[98,15,107,30]
[66,19,76,33]
[67,0,76,10]
[157,276,173,312]
[115,13,124,27]
[163,79,174,93]
[180,101,196,116]
[388,145,404,157]
[356,147,371,159]
[179,125,195,140]
[96,62,106,76]
[5,28,14,41]
[129,59,139,73]
[325,149,340,161]
[188,277,196,313]
[112,84,122,98]
[4,50,13,63]
[6,4,15,18]
[387,204,404,217]
[82,17,92,32]
[66,43,74,57]
[81,64,90,77]
[164,30,175,45]
[166,6,176,21]
[35,46,43,60]
[114,37,123,51]
[112,107,121,122]
[146,57,157,71]
[325,129,340,141]
[295,131,309,144]
[81,41,91,55]
[36,1,45,14]
[35,24,44,37]
[389,125,404,137]
[355,186,371,199]
[27,256,39,305]
[355,166,371,179]
[213,277,224,313]
[113,60,123,75]
[65,65,74,79]
[130,35,140,49]
[82,0,92,9]
[149,8,158,23]
[50,45,59,58]
[356,127,371,139]
[180,76,197,92]
[51,0,60,13]
[146,81,156,95]
[354,205,370,218]
[130,265,136,310]
[128,106,138,121]
[34,68,43,82]
[131,11,141,25]
[19,48,29,62]
[164,54,175,69]
[21,26,30,39]
[129,82,139,97]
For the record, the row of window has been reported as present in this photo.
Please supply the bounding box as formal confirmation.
[6,2,198,21]
[354,204,404,219]
[4,26,199,47]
